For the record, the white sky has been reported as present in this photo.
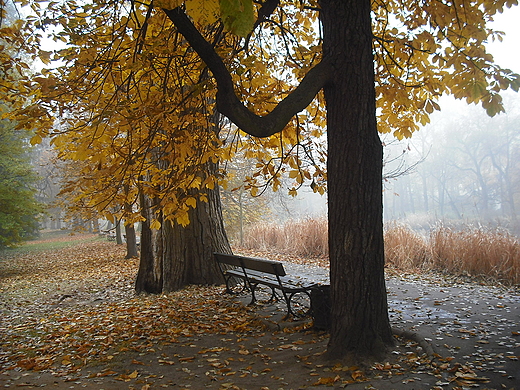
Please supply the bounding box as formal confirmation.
[488,4,520,73]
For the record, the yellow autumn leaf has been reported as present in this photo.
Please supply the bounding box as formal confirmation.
[186,0,219,25]
[313,375,340,385]
[39,50,52,65]
[155,0,183,9]
[128,370,138,379]
[150,219,162,230]
[186,197,197,208]
[30,134,42,145]
[176,211,190,227]
[288,170,300,179]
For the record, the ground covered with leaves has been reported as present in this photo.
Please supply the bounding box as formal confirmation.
[1,234,518,389]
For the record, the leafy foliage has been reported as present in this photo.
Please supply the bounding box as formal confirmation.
[0,0,517,229]
[374,0,520,138]
[0,109,43,248]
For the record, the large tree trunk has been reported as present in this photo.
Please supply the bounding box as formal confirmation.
[321,0,393,360]
[161,182,231,291]
[135,166,231,293]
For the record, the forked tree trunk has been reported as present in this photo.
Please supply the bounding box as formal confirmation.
[321,0,394,360]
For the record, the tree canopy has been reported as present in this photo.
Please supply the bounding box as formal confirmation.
[1,0,518,224]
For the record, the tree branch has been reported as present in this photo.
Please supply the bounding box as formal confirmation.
[163,6,331,138]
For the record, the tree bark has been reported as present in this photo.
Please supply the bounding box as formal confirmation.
[124,186,139,259]
[135,164,231,293]
[124,222,139,258]
[321,0,393,360]
[135,191,162,293]
[115,219,123,245]
[161,177,231,291]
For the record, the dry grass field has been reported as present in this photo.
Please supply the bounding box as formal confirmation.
[242,218,520,286]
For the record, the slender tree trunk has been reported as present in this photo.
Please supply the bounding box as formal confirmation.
[239,189,244,246]
[115,219,123,245]
[135,191,163,293]
[92,218,100,234]
[123,186,139,258]
[124,222,139,258]
[321,0,393,361]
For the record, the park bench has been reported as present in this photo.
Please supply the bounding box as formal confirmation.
[214,252,320,319]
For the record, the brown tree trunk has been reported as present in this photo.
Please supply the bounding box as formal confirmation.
[161,181,230,291]
[123,186,139,258]
[135,167,231,293]
[124,222,139,258]
[135,192,162,293]
[115,219,123,245]
[321,0,393,360]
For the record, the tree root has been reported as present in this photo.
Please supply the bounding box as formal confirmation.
[392,327,436,360]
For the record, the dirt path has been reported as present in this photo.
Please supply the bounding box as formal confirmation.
[1,236,519,389]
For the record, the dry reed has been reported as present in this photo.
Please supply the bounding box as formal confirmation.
[430,225,520,285]
[240,218,520,285]
[242,217,328,258]
[383,223,430,270]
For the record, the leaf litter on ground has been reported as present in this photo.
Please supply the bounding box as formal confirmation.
[1,234,518,389]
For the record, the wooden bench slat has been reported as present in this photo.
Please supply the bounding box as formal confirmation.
[239,257,286,276]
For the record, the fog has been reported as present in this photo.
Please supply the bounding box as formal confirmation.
[383,8,520,234]
[383,91,520,234]
[281,7,520,235]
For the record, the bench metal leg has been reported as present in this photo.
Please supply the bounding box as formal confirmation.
[224,276,248,294]
[283,290,312,320]
[249,282,259,305]
[248,284,278,306]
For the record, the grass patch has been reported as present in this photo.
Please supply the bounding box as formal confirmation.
[0,231,100,255]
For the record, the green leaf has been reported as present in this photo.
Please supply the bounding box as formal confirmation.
[219,0,254,37]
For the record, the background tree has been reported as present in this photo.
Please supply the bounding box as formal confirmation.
[17,2,236,291]
[0,109,43,248]
[0,3,44,248]
[384,97,520,233]
[220,156,269,246]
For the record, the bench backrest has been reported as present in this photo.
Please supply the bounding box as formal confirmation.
[214,253,286,277]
